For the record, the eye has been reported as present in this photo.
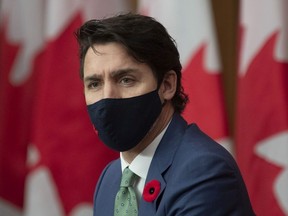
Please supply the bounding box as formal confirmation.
[119,76,135,86]
[87,80,101,90]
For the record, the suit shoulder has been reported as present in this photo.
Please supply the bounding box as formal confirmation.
[176,123,237,170]
[98,158,121,181]
[184,124,231,155]
[164,124,255,215]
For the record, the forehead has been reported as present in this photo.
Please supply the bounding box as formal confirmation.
[83,42,155,77]
[84,43,135,69]
[85,43,130,61]
[83,42,151,71]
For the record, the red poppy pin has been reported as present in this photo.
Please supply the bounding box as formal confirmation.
[143,180,161,202]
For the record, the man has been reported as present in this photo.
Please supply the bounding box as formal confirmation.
[75,13,255,216]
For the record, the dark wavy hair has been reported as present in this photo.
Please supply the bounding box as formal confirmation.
[75,13,188,113]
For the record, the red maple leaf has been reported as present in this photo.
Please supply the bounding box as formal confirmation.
[236,30,288,216]
[182,44,228,140]
[0,20,35,208]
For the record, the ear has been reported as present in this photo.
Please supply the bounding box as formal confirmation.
[159,70,177,101]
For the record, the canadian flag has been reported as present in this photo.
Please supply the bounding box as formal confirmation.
[138,0,231,151]
[236,0,288,215]
[0,1,130,216]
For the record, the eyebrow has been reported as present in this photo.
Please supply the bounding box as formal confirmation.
[84,74,101,83]
[84,68,139,83]
[111,68,139,78]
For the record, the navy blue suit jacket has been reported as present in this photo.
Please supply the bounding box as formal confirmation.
[93,114,255,215]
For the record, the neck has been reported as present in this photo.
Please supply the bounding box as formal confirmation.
[122,102,174,163]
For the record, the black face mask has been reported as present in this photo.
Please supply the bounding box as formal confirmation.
[87,89,162,152]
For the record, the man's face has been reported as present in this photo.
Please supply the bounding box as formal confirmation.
[83,42,158,105]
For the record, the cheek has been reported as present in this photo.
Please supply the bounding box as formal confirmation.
[84,91,100,105]
[121,85,156,98]
[84,93,92,105]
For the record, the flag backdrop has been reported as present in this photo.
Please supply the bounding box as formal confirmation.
[138,0,231,151]
[236,0,288,215]
[0,1,130,215]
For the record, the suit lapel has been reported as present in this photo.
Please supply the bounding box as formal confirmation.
[138,114,187,215]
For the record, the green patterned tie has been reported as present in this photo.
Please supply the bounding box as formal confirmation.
[114,167,138,216]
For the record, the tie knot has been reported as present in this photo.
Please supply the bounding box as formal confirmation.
[121,167,137,187]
